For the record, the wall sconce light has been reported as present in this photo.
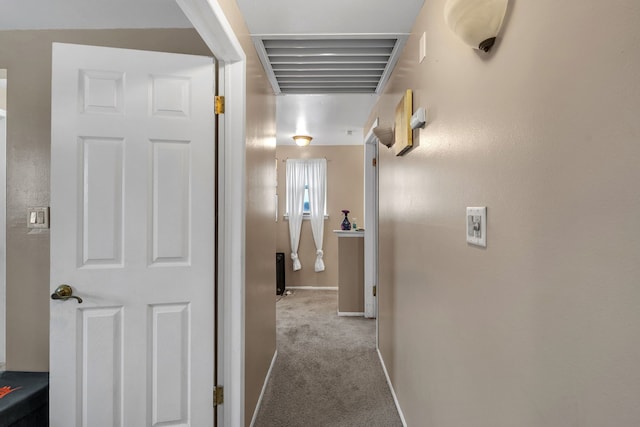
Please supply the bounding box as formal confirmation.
[372,126,394,148]
[444,0,508,52]
[293,135,312,146]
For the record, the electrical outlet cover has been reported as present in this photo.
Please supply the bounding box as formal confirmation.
[466,207,486,247]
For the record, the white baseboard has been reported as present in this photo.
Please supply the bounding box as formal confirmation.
[287,286,338,290]
[377,347,408,427]
[337,311,364,317]
[249,349,278,427]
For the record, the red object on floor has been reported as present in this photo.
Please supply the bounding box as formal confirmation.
[0,386,21,399]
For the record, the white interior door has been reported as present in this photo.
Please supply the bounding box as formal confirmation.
[50,43,215,427]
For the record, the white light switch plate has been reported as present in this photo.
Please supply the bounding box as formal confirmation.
[419,32,426,63]
[466,207,486,247]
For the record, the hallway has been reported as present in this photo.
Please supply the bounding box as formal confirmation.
[3,1,640,425]
[253,290,402,426]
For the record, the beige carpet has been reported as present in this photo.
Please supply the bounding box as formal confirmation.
[253,289,403,427]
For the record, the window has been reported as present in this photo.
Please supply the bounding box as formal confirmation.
[303,184,310,214]
[285,159,328,219]
[286,182,327,218]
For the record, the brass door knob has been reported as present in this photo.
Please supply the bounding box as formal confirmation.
[51,284,83,303]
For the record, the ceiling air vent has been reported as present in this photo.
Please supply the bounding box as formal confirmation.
[253,36,407,95]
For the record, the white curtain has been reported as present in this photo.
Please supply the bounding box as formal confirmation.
[286,160,306,271]
[307,159,327,272]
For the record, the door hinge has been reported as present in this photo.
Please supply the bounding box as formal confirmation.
[373,286,377,297]
[372,158,377,167]
[215,96,225,115]
[213,386,224,407]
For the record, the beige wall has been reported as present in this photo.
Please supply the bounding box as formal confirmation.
[215,0,278,423]
[276,145,363,287]
[367,0,640,426]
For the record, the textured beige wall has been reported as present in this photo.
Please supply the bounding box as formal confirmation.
[215,0,277,423]
[0,28,213,372]
[276,145,364,287]
[368,0,640,425]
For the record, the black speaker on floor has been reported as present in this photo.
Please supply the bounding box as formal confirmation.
[276,252,285,295]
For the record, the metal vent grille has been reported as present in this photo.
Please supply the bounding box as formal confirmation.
[253,36,407,94]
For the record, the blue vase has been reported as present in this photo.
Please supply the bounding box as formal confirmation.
[341,210,351,230]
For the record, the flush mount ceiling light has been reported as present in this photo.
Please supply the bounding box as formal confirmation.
[293,135,313,146]
[444,0,508,52]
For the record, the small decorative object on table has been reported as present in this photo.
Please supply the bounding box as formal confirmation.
[352,218,357,231]
[341,210,351,231]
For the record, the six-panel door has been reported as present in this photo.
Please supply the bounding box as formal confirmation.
[50,43,215,427]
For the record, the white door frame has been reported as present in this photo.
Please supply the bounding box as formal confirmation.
[364,119,379,322]
[176,2,246,426]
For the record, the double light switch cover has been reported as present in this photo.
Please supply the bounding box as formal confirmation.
[28,206,49,229]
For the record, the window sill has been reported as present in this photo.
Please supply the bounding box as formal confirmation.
[283,214,329,221]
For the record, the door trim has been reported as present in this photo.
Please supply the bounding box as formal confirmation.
[176,2,246,426]
[364,119,379,321]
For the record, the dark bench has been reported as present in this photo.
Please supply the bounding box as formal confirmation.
[0,371,49,427]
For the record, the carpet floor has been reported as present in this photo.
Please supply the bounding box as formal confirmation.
[252,289,403,427]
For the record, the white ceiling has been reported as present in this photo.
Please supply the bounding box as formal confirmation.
[0,0,424,146]
[236,0,423,145]
[0,0,192,30]
[236,0,423,35]
[277,94,378,146]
